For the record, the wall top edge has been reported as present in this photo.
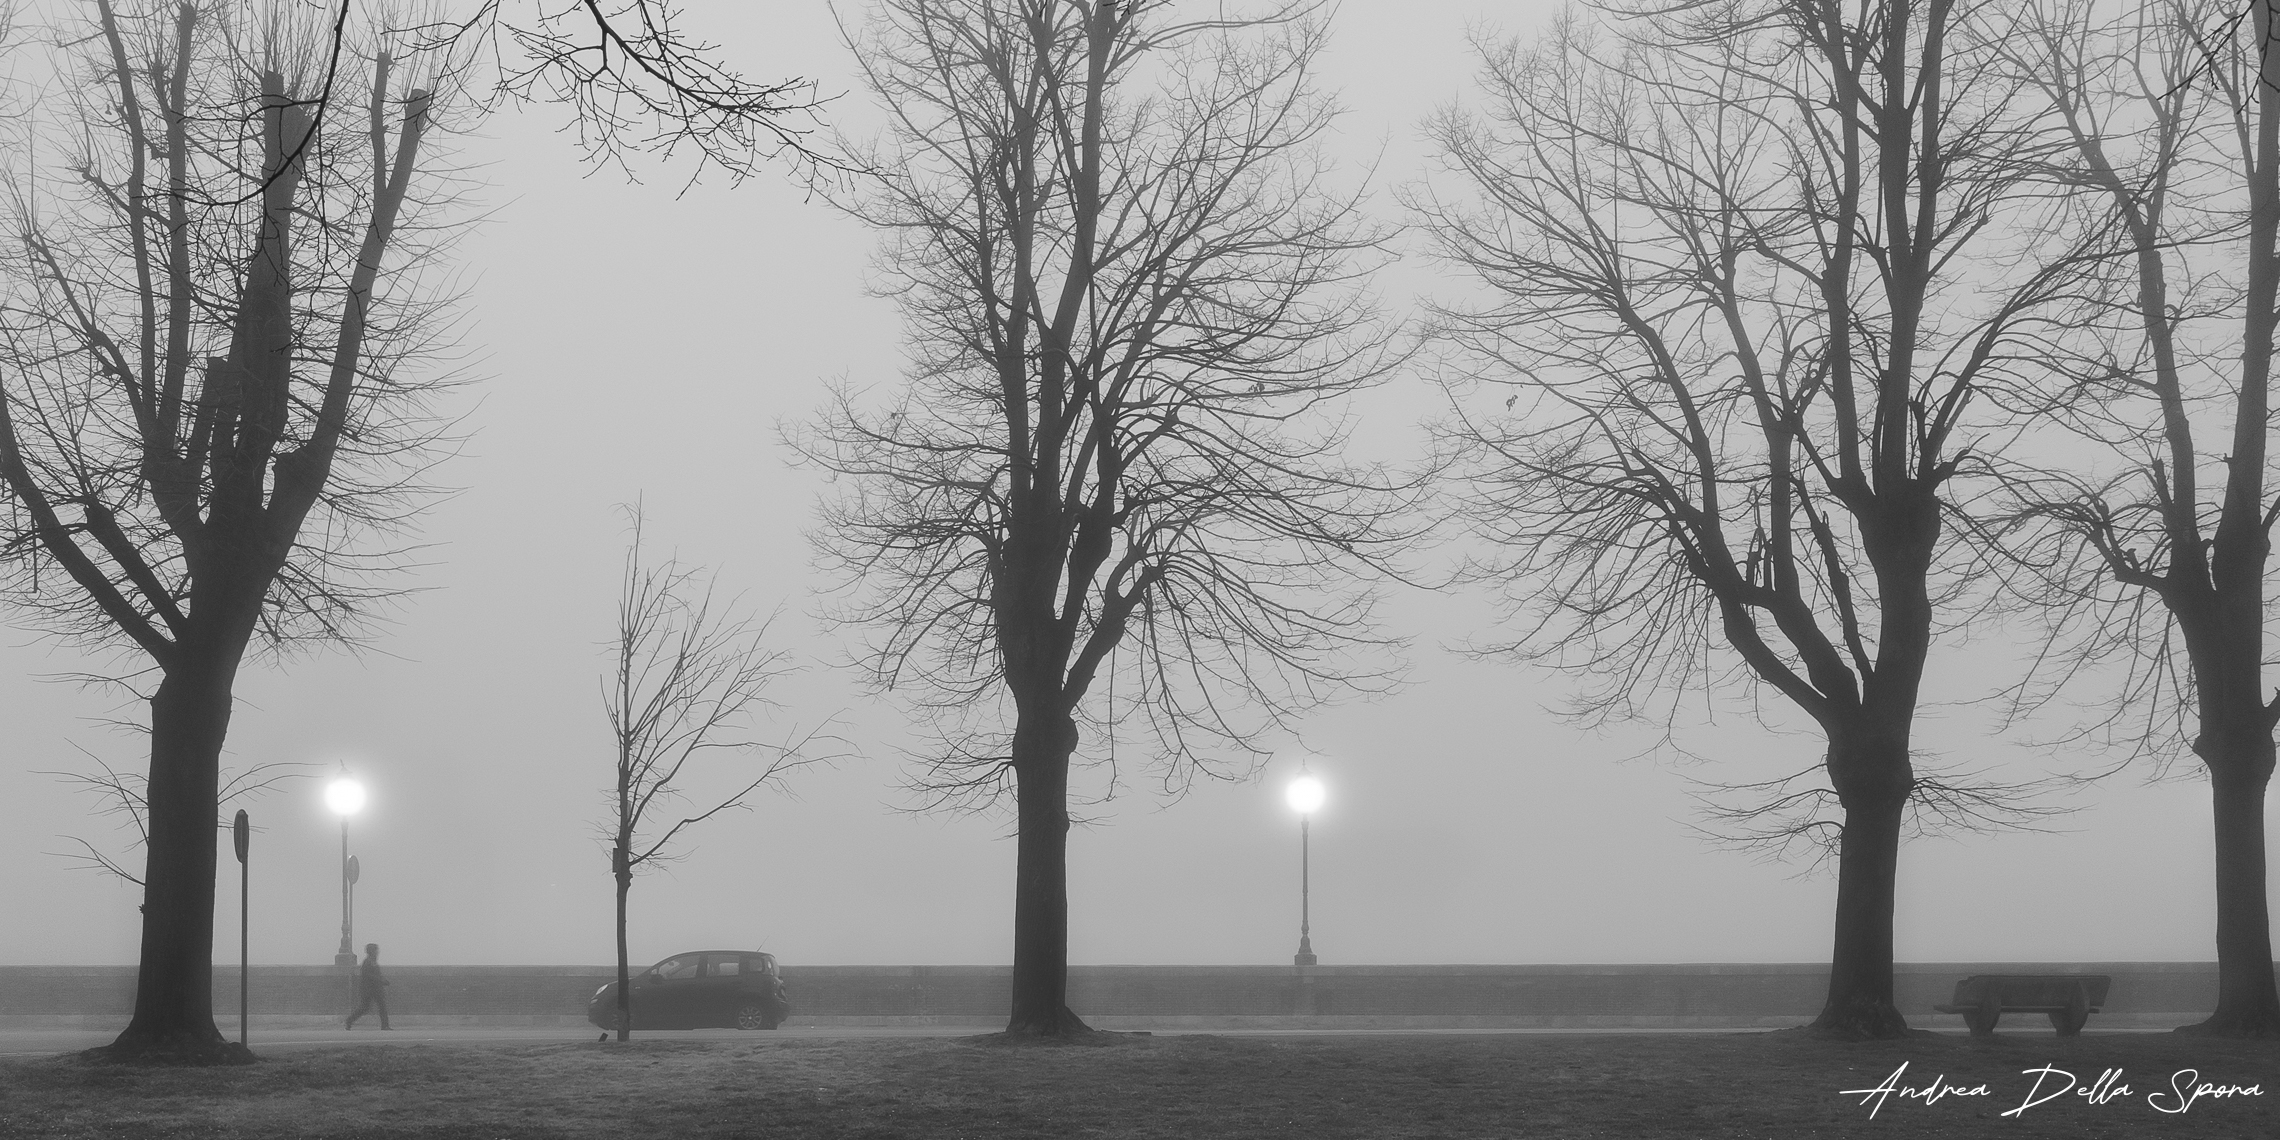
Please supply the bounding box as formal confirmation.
[0,962,2234,976]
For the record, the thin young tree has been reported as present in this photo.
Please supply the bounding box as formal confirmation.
[1995,0,2280,1036]
[803,0,1404,1037]
[602,509,810,1043]
[1416,0,2066,1037]
[0,0,457,1061]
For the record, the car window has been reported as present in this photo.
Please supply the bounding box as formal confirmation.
[653,956,699,981]
[710,956,742,977]
[749,953,777,976]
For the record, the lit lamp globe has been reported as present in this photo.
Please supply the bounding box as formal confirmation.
[1286,775,1325,815]
[325,778,366,817]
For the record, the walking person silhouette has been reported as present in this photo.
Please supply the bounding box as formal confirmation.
[346,943,391,1030]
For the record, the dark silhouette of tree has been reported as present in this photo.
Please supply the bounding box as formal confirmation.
[1994,0,2280,1037]
[0,0,454,1062]
[601,507,815,1043]
[802,0,1404,1038]
[1416,0,2067,1038]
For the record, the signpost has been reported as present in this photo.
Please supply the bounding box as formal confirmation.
[232,809,249,1047]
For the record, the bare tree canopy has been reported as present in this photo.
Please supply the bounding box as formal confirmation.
[0,0,462,1061]
[1994,0,2280,1036]
[1416,0,2068,1037]
[600,506,815,1042]
[800,0,1406,1037]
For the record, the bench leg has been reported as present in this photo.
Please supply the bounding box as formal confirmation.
[2051,986,2090,1037]
[1968,993,2000,1037]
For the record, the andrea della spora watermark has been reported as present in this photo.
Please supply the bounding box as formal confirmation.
[1840,1061,2264,1119]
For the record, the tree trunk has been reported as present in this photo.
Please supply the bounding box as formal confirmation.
[100,661,250,1063]
[1005,712,1088,1037]
[1811,739,1911,1039]
[614,848,633,1042]
[2180,749,2280,1036]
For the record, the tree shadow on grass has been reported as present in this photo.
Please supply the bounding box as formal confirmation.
[957,1028,1155,1048]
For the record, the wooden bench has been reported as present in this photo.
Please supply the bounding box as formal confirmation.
[1934,974,2110,1036]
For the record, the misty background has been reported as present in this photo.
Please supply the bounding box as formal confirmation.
[0,0,2247,969]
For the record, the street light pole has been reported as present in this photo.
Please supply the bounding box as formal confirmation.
[1296,813,1315,966]
[336,815,353,965]
[1286,773,1325,967]
[324,775,366,966]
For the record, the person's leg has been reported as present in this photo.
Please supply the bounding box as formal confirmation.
[347,993,370,1029]
[378,992,391,1030]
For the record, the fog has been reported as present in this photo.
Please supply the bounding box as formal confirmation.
[0,0,2265,971]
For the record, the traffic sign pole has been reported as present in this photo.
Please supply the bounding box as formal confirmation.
[233,810,249,1048]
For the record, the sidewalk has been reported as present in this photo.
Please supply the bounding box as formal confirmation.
[0,1023,998,1058]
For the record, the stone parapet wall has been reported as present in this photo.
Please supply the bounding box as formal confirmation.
[0,963,2251,1026]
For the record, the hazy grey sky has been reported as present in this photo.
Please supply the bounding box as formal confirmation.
[0,0,2263,969]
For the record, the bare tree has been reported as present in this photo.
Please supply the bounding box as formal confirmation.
[601,507,813,1043]
[0,0,457,1061]
[801,0,1405,1037]
[1416,0,2067,1037]
[1994,0,2280,1036]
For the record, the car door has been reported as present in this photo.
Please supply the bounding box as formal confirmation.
[695,953,749,1027]
[634,954,705,1028]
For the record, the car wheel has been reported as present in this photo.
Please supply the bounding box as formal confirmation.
[736,1002,779,1031]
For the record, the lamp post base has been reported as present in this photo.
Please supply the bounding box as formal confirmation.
[334,952,357,966]
[1293,934,1316,967]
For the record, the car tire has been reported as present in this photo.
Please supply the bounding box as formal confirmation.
[736,1002,781,1031]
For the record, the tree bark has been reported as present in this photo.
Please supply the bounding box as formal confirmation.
[2180,740,2280,1036]
[614,847,633,1042]
[1812,772,1910,1038]
[100,659,251,1063]
[1005,712,1087,1037]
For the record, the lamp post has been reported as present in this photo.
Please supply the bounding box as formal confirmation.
[324,775,366,966]
[1286,773,1325,966]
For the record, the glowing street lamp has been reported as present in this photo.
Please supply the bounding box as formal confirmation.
[1286,773,1325,966]
[325,775,365,966]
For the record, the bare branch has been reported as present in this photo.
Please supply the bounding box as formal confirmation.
[419,0,833,184]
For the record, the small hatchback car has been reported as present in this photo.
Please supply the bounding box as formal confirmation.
[587,950,791,1031]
